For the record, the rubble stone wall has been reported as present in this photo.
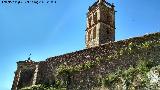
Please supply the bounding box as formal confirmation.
[37,32,160,89]
[12,32,160,90]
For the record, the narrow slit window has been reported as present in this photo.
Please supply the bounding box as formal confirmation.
[88,30,91,42]
[93,12,97,24]
[88,17,92,27]
[93,27,96,39]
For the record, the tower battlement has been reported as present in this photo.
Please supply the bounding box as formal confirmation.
[17,60,37,64]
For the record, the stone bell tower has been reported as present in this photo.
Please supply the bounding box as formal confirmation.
[85,0,115,48]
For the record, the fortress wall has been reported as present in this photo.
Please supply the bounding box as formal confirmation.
[24,32,159,89]
[70,47,160,89]
[45,32,160,75]
[12,61,38,90]
[45,32,160,89]
[12,32,160,89]
[47,33,160,66]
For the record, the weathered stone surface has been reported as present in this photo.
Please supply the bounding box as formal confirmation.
[11,0,160,89]
[86,0,115,48]
[12,32,160,90]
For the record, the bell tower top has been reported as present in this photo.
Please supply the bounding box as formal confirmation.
[85,0,115,48]
[98,0,105,3]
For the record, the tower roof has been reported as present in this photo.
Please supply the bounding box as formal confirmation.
[98,0,105,3]
[88,0,114,11]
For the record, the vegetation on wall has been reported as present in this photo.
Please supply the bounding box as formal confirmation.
[56,40,160,77]
[20,84,66,90]
[19,33,160,90]
[102,60,160,90]
[20,63,160,90]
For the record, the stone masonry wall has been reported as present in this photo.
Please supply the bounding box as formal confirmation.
[12,60,38,90]
[35,32,160,88]
[69,46,160,90]
[12,32,160,90]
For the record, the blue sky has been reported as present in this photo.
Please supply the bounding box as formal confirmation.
[0,0,160,89]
